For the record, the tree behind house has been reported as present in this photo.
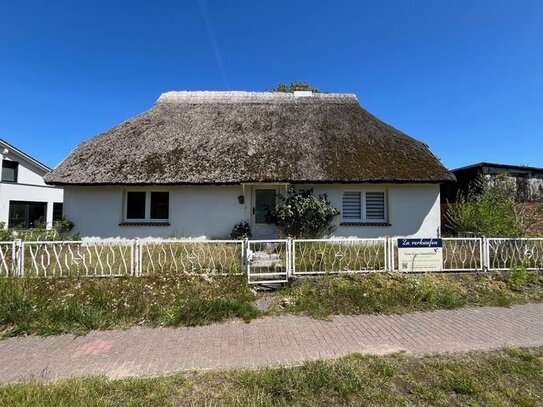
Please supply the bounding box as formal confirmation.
[445,173,540,237]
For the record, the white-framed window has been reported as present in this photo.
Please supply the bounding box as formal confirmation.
[1,160,18,183]
[342,190,387,223]
[124,191,169,222]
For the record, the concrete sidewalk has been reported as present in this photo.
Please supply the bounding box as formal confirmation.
[1,303,543,383]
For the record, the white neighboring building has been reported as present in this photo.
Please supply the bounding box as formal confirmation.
[0,139,64,229]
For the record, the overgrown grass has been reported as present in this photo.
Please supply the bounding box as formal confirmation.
[1,271,543,337]
[1,347,542,406]
[278,271,543,318]
[0,275,260,337]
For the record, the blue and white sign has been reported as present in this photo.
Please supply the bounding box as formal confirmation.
[398,238,443,248]
[398,238,443,272]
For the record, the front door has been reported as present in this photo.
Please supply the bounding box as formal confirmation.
[252,187,279,239]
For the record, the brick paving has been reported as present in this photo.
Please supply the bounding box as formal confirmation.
[1,303,543,383]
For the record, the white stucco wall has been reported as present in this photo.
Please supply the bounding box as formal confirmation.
[0,150,63,229]
[64,183,441,239]
[308,183,441,238]
[64,185,247,239]
[1,150,47,186]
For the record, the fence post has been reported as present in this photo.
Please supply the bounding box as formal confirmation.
[384,237,388,272]
[287,238,293,278]
[387,237,395,272]
[130,239,135,276]
[241,238,246,276]
[133,238,140,276]
[385,236,390,272]
[243,238,250,282]
[481,236,488,272]
[13,239,23,276]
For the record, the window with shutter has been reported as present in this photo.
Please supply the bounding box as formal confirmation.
[342,190,387,223]
[342,192,362,221]
[365,192,385,221]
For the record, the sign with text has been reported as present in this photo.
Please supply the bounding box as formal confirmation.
[398,238,443,272]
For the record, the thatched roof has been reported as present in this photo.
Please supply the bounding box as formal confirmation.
[45,91,454,185]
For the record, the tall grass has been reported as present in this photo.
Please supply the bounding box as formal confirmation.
[1,271,542,337]
[0,276,259,337]
[281,271,543,318]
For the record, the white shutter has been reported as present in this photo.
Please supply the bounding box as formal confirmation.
[342,192,361,220]
[365,192,385,221]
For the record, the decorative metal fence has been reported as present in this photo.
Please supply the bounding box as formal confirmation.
[139,240,244,276]
[486,238,543,271]
[246,240,289,284]
[23,240,134,277]
[0,242,15,276]
[389,237,484,272]
[292,238,387,274]
[0,237,542,280]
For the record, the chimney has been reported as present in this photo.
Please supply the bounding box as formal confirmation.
[293,84,313,98]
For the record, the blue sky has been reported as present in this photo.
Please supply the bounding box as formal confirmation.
[1,0,542,169]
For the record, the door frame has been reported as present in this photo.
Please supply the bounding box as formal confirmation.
[250,184,289,239]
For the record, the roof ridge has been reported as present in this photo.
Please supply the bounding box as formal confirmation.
[157,91,358,104]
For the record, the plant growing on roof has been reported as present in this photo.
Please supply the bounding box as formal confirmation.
[269,187,340,238]
[270,81,321,93]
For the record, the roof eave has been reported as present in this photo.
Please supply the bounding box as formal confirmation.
[45,178,456,187]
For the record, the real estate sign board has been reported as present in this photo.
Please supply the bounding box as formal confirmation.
[398,238,443,272]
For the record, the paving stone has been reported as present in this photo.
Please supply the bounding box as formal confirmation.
[1,303,543,383]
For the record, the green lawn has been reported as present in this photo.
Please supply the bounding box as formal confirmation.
[1,347,542,406]
[1,271,542,337]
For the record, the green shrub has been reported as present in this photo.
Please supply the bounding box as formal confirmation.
[507,265,528,291]
[445,173,531,236]
[269,187,340,238]
[230,221,252,239]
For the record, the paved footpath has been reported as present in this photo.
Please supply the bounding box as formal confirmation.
[1,303,543,383]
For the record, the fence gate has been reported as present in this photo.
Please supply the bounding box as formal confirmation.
[246,240,290,284]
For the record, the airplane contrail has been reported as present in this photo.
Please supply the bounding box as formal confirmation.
[198,0,230,89]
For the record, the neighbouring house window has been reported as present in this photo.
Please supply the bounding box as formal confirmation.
[8,201,47,229]
[342,191,386,223]
[53,202,63,221]
[125,191,169,221]
[1,160,18,183]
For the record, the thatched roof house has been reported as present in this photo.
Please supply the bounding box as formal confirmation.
[45,91,453,185]
[47,90,453,240]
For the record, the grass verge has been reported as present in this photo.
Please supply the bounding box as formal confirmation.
[1,271,542,337]
[276,271,543,318]
[0,275,260,337]
[1,347,542,406]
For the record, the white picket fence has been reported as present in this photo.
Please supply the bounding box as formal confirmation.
[0,237,542,283]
